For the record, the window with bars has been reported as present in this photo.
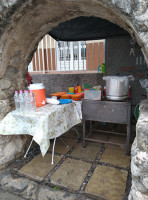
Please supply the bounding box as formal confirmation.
[28,35,105,73]
[81,48,86,60]
[59,49,64,61]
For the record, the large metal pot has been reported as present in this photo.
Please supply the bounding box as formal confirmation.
[103,75,134,100]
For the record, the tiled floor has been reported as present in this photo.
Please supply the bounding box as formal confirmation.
[100,144,130,168]
[19,154,62,181]
[16,123,134,200]
[70,142,102,161]
[85,165,128,200]
[50,158,92,191]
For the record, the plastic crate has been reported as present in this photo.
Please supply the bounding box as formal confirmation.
[84,90,101,100]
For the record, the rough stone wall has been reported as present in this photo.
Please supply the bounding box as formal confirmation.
[0,0,148,119]
[0,1,148,191]
[129,100,148,200]
[32,73,104,96]
[0,135,29,169]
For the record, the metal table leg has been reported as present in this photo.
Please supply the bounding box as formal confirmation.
[90,121,93,136]
[24,138,34,158]
[83,119,86,148]
[73,127,80,141]
[126,104,131,155]
[59,137,69,148]
[51,138,56,165]
[126,123,131,155]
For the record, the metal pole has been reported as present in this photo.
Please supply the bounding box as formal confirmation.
[34,52,37,71]
[59,43,62,71]
[37,44,41,71]
[41,38,45,74]
[68,42,70,71]
[50,36,53,70]
[73,42,75,71]
[70,42,73,71]
[79,41,82,70]
[56,41,60,71]
[45,35,49,71]
[93,40,94,70]
[98,40,99,66]
[59,137,69,148]
[54,39,57,71]
[83,42,84,71]
[24,138,34,158]
[51,138,56,165]
[64,42,66,71]
[78,41,80,71]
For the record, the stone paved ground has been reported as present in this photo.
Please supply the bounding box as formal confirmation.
[0,189,25,200]
[0,123,135,200]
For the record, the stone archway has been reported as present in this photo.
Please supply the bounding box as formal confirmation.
[0,0,148,199]
[1,0,148,118]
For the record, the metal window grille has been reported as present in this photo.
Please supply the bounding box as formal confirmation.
[28,35,105,73]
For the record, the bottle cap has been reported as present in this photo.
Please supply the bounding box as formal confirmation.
[20,90,22,93]
[26,91,28,93]
[15,91,18,93]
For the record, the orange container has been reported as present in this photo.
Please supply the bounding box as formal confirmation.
[76,92,84,98]
[50,92,66,99]
[56,92,66,95]
[78,86,82,93]
[71,94,82,101]
[50,93,61,99]
[61,94,71,99]
[29,83,46,107]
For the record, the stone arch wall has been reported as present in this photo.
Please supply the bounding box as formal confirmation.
[0,0,148,199]
[0,0,148,118]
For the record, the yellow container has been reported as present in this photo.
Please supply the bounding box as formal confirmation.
[69,87,74,93]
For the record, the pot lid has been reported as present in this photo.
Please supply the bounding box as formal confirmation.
[103,75,134,82]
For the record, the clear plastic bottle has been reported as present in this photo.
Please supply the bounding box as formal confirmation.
[25,91,32,111]
[24,90,28,111]
[19,90,25,112]
[30,90,36,111]
[14,91,20,111]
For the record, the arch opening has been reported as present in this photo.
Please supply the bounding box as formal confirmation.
[0,1,148,199]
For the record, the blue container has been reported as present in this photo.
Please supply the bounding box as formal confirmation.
[67,92,74,95]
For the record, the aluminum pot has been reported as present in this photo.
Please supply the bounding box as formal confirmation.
[103,75,134,100]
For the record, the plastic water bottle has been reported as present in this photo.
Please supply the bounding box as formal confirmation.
[25,91,32,111]
[30,90,36,111]
[23,90,27,102]
[19,90,25,112]
[14,91,20,111]
[24,90,28,111]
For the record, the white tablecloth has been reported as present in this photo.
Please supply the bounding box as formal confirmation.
[0,102,81,156]
[73,100,82,120]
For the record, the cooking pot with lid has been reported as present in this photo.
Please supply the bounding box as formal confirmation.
[103,75,134,100]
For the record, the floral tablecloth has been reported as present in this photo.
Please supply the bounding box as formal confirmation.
[0,102,81,156]
[73,100,82,120]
